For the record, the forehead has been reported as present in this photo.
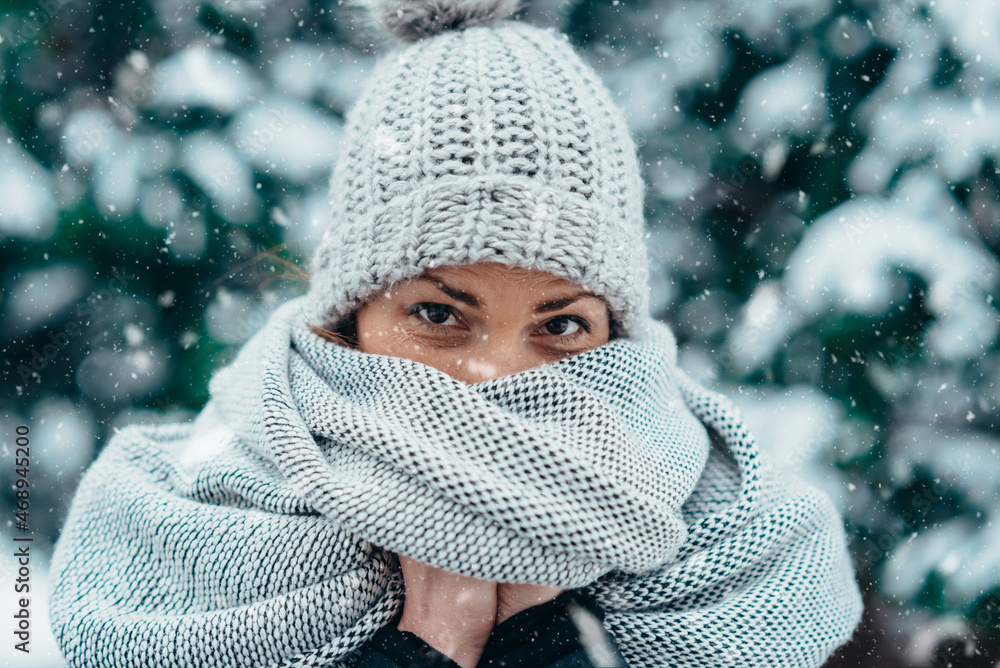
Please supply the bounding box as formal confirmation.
[388,264,610,317]
[414,263,579,290]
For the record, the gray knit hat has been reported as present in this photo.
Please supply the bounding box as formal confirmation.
[304,0,650,338]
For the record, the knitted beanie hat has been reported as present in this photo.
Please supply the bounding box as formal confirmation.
[304,0,650,338]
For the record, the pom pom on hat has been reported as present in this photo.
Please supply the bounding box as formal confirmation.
[358,0,523,42]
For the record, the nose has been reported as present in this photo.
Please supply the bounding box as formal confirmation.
[457,334,539,384]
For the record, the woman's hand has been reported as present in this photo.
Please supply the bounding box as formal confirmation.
[396,555,498,668]
[396,555,566,665]
[496,583,565,624]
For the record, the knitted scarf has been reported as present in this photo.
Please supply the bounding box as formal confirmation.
[50,298,863,668]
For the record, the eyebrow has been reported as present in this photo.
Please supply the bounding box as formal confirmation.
[415,273,609,314]
[415,275,482,308]
[535,293,606,313]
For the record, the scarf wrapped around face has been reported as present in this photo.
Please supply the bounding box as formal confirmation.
[49,298,863,667]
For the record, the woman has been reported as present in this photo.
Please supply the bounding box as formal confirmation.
[49,1,864,666]
[333,262,629,668]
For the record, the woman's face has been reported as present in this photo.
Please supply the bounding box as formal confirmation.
[355,263,612,384]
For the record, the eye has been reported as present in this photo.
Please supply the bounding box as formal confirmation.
[540,315,589,337]
[409,303,460,328]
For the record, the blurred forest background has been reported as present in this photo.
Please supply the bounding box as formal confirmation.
[1,0,998,665]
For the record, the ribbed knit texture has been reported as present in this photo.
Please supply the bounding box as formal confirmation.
[304,21,650,338]
[49,300,863,667]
